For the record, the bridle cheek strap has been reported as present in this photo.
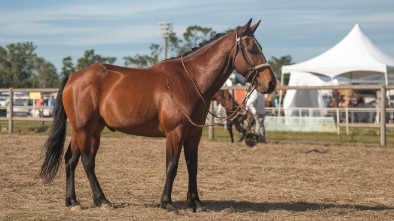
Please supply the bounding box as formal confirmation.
[234,31,270,84]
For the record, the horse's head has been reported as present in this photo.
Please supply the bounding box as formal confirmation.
[233,19,276,94]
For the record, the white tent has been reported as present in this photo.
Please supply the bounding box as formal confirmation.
[283,72,335,117]
[282,24,394,84]
[280,24,394,117]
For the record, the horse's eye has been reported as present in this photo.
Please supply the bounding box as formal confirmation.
[247,49,255,54]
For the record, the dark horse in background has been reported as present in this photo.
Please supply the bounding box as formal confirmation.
[39,19,276,212]
[212,90,254,143]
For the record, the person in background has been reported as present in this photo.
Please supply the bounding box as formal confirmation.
[246,89,266,143]
[36,94,45,118]
[48,95,55,116]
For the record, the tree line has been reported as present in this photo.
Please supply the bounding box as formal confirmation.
[0,26,293,89]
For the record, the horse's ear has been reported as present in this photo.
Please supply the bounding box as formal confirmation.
[239,18,253,36]
[250,20,261,34]
[245,18,253,28]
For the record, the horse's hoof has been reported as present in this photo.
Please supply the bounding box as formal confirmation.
[193,200,207,212]
[101,203,113,210]
[165,204,177,212]
[70,205,82,211]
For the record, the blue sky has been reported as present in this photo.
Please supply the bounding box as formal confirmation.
[1,0,393,72]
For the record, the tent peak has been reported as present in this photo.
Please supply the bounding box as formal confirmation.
[282,22,394,81]
[349,23,364,37]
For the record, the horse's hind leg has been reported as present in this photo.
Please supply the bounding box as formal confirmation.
[76,121,111,207]
[226,122,235,143]
[234,121,246,142]
[184,133,205,212]
[65,135,81,207]
[238,131,246,142]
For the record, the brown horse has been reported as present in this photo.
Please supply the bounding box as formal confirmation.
[39,19,276,212]
[212,90,254,143]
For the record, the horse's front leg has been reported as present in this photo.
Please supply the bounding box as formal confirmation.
[161,129,183,211]
[184,133,205,212]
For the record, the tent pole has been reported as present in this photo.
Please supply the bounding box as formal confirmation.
[385,70,388,86]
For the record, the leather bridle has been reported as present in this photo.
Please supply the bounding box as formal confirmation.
[233,28,270,84]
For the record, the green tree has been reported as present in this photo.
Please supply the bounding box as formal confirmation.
[124,25,217,68]
[60,56,76,79]
[181,26,216,54]
[124,44,160,68]
[0,42,37,88]
[32,57,59,88]
[76,49,116,70]
[268,55,294,78]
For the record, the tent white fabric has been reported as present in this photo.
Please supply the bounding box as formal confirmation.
[283,72,336,117]
[282,24,394,84]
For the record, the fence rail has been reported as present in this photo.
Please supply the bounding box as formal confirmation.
[1,85,393,146]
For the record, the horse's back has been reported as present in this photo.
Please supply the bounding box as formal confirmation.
[63,63,167,136]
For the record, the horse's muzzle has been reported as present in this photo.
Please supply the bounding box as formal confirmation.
[266,80,276,93]
[256,79,276,94]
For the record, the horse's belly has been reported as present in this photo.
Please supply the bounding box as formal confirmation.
[113,122,165,137]
[104,114,164,137]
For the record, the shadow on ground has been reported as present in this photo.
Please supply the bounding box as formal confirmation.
[143,200,394,213]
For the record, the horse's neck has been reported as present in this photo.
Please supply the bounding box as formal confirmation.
[181,32,235,100]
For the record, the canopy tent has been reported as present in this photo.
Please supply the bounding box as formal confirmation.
[279,24,394,117]
[282,24,394,84]
[283,72,336,117]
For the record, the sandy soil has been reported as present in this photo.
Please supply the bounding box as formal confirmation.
[1,135,394,220]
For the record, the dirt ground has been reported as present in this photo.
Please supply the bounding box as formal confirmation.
[1,135,394,221]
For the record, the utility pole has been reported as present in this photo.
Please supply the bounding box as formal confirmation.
[158,22,173,60]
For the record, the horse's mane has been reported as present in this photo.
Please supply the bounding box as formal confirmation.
[168,27,237,60]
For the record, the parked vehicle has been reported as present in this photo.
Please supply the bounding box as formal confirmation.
[5,93,33,117]
[0,93,7,107]
[0,93,7,117]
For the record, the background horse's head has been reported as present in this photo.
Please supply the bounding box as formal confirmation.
[233,19,276,94]
[213,90,234,111]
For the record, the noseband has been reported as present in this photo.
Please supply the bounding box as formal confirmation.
[234,29,270,84]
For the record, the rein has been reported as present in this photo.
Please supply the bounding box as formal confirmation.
[167,79,256,127]
[167,29,269,127]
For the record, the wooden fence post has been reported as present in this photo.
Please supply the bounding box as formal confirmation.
[8,88,13,134]
[380,86,386,146]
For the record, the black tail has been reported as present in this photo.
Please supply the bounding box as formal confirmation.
[39,76,69,183]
